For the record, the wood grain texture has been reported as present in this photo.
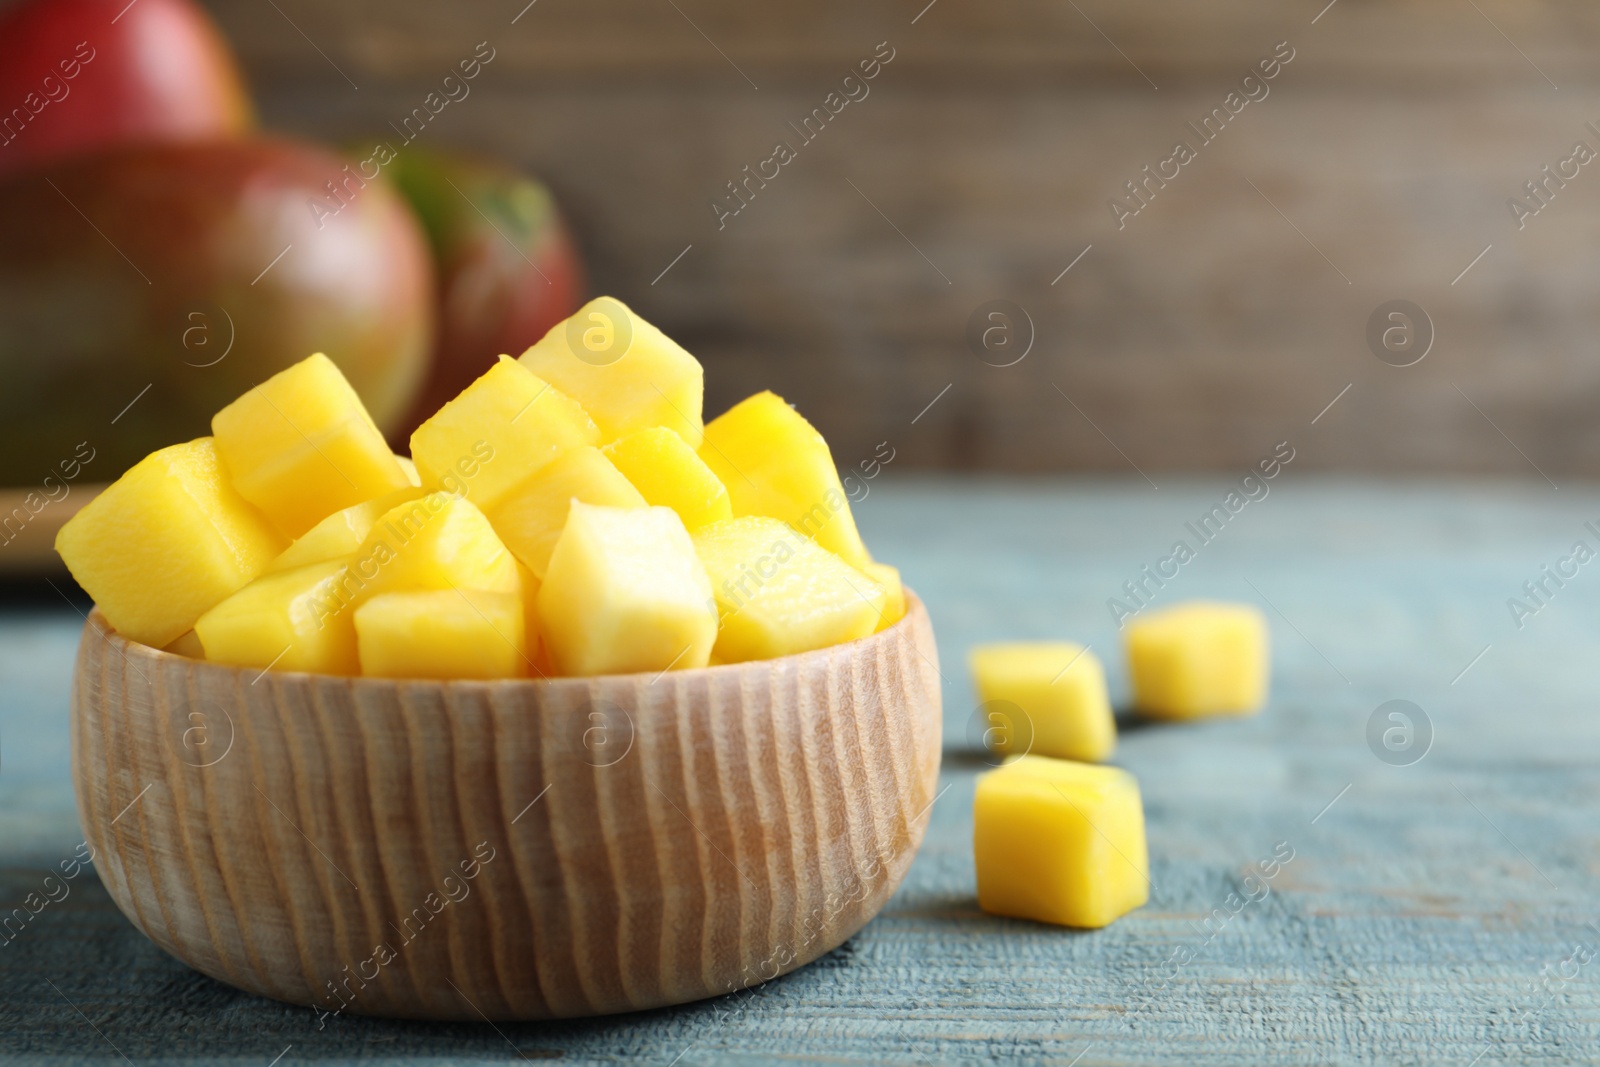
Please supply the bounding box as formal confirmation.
[171,0,1600,477]
[68,595,942,1020]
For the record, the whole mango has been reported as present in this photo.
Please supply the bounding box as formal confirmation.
[385,148,583,434]
[0,0,253,177]
[0,138,433,484]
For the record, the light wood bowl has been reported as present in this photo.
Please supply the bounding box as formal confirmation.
[70,594,942,1020]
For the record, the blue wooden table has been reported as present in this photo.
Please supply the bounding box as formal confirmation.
[4,477,1597,1064]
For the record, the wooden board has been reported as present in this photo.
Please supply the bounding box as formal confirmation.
[3,478,1596,1063]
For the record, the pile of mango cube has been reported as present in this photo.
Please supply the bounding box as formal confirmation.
[56,297,904,679]
[969,602,1268,928]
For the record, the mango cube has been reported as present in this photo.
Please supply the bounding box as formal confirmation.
[194,559,359,675]
[698,391,870,569]
[342,493,521,607]
[603,426,731,531]
[163,630,206,659]
[212,353,411,538]
[484,446,646,579]
[692,516,885,663]
[1125,601,1268,719]
[55,438,285,647]
[861,560,906,632]
[265,488,421,573]
[537,502,716,677]
[974,755,1149,929]
[410,355,599,512]
[395,455,421,487]
[970,642,1115,763]
[355,589,531,679]
[519,296,704,447]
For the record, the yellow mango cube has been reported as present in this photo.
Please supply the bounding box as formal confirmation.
[698,391,870,569]
[355,589,531,679]
[1125,601,1268,719]
[970,642,1114,763]
[337,492,520,613]
[692,516,886,664]
[974,755,1149,929]
[519,296,704,447]
[537,502,716,677]
[410,355,599,512]
[194,558,359,675]
[163,630,206,659]
[55,438,285,647]
[395,455,421,487]
[862,560,906,631]
[603,426,731,531]
[212,353,412,538]
[484,446,646,579]
[266,488,421,573]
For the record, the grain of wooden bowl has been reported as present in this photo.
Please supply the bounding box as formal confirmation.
[70,593,942,1021]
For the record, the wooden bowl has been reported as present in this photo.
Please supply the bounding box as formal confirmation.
[70,594,942,1021]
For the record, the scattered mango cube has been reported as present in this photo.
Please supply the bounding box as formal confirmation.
[194,558,359,675]
[603,426,731,531]
[974,755,1149,929]
[1125,601,1268,719]
[410,355,599,512]
[355,589,531,679]
[55,438,285,647]
[519,296,704,447]
[344,492,521,606]
[861,560,906,632]
[970,642,1115,763]
[692,516,885,663]
[537,502,716,677]
[698,391,870,569]
[485,445,646,579]
[265,488,421,573]
[212,353,412,538]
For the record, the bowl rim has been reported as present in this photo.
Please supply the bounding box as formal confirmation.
[83,589,928,691]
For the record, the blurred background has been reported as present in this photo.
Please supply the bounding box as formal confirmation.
[197,0,1597,475]
[2,0,1597,580]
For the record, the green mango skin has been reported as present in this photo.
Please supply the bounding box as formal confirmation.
[384,147,582,434]
[0,137,433,484]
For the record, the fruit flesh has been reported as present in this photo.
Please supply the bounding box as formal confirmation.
[969,642,1115,763]
[698,391,870,569]
[603,426,731,531]
[410,355,598,511]
[355,589,530,679]
[343,492,521,607]
[194,558,359,674]
[265,488,421,573]
[484,445,646,579]
[1125,601,1268,718]
[861,560,905,632]
[54,437,284,647]
[692,516,885,664]
[212,353,413,538]
[519,296,704,447]
[973,755,1149,928]
[537,502,716,677]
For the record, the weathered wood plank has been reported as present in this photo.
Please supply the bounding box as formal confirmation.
[3,480,1596,1063]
